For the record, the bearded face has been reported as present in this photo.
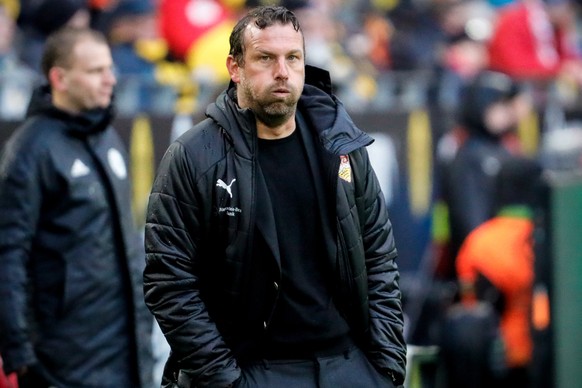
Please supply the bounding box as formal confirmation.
[238,70,302,128]
[228,22,305,131]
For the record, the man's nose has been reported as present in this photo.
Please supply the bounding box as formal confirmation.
[105,68,117,85]
[274,57,289,79]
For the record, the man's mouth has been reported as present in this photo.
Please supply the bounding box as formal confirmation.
[274,87,289,93]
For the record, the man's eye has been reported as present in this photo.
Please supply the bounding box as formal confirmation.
[288,54,303,62]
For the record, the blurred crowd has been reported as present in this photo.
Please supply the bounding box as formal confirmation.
[1,0,582,120]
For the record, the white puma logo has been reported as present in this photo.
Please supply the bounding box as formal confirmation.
[216,178,236,198]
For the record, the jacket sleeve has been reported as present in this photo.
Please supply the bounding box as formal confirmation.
[0,138,42,373]
[143,141,240,387]
[356,148,407,384]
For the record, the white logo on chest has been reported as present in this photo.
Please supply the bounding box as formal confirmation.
[70,159,90,178]
[107,148,127,179]
[216,178,236,198]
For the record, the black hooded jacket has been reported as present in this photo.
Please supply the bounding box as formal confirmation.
[143,67,407,387]
[442,71,519,263]
[0,86,153,387]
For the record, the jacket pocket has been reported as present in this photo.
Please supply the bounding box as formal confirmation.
[176,369,192,388]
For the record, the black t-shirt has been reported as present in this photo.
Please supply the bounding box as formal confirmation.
[257,127,350,357]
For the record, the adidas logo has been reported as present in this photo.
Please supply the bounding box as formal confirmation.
[70,159,90,178]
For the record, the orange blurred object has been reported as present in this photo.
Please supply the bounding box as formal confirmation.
[532,285,551,331]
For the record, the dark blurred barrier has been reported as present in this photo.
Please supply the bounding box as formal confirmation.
[541,172,582,388]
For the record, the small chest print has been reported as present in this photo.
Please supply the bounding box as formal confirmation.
[218,206,242,217]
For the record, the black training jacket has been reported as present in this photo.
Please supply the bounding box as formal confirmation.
[0,87,153,387]
[144,66,406,387]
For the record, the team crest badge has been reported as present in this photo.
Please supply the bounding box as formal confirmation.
[338,155,351,183]
[107,148,127,179]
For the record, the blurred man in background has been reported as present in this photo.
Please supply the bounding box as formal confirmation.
[453,156,544,388]
[0,26,153,388]
[438,70,532,279]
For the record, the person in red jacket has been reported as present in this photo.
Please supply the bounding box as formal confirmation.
[487,0,582,84]
[456,156,544,388]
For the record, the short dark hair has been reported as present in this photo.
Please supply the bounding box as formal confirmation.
[41,26,108,80]
[228,5,303,67]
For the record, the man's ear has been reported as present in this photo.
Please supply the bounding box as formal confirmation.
[226,55,240,84]
[48,67,68,92]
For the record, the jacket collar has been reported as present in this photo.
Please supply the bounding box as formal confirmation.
[207,65,373,157]
[26,84,115,137]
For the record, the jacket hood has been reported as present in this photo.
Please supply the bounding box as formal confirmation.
[26,84,115,136]
[459,71,520,140]
[205,65,373,157]
[298,66,374,155]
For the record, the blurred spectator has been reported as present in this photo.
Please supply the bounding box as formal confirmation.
[293,1,416,110]
[293,2,345,79]
[0,0,39,120]
[437,71,532,280]
[455,156,544,388]
[102,0,177,115]
[428,0,496,110]
[16,0,90,71]
[293,2,365,105]
[488,0,582,81]
[430,0,497,268]
[387,0,447,71]
[361,11,393,72]
[106,0,160,72]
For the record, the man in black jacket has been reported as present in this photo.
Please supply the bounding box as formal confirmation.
[0,27,153,387]
[143,6,407,388]
[438,70,530,278]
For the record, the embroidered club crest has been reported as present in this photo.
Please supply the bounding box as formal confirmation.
[338,155,351,183]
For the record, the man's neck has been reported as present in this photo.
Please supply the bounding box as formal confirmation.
[52,94,81,115]
[256,119,296,140]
